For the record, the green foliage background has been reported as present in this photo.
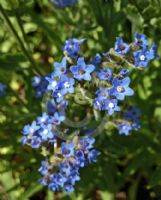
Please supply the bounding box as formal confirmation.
[0,0,161,199]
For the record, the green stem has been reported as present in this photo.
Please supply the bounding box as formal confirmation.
[0,4,41,75]
[15,14,35,107]
[15,14,31,52]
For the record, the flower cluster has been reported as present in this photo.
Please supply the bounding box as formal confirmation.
[51,0,78,8]
[32,76,49,98]
[21,99,67,148]
[22,33,157,193]
[118,107,141,135]
[0,83,7,97]
[39,136,100,193]
[115,33,158,68]
[63,38,85,59]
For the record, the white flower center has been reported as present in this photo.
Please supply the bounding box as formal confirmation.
[123,126,126,130]
[51,81,57,88]
[43,129,48,135]
[41,119,45,123]
[109,102,114,108]
[140,55,145,61]
[117,86,124,92]
[29,128,34,133]
[96,101,100,106]
[64,82,70,88]
[69,45,73,49]
[57,93,62,97]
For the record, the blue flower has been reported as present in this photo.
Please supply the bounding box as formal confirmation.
[48,182,59,191]
[52,90,65,103]
[38,161,50,175]
[61,142,75,158]
[49,112,65,126]
[118,122,132,135]
[124,107,140,122]
[95,88,109,100]
[93,97,103,111]
[37,112,49,124]
[32,76,48,98]
[22,121,39,136]
[97,69,112,81]
[60,161,72,175]
[49,75,75,103]
[31,136,41,148]
[46,74,58,93]
[75,149,85,159]
[70,57,95,81]
[119,69,129,76]
[134,32,149,47]
[54,57,67,77]
[91,54,102,66]
[80,136,95,150]
[133,45,158,68]
[104,99,120,115]
[21,136,28,145]
[59,76,75,95]
[39,178,48,186]
[47,99,57,114]
[68,170,80,184]
[39,124,54,140]
[132,122,140,130]
[149,44,158,59]
[51,0,78,8]
[55,173,67,186]
[74,150,85,167]
[114,37,130,55]
[88,149,100,163]
[110,77,134,100]
[63,182,74,193]
[38,135,99,193]
[32,76,41,87]
[0,83,7,97]
[63,38,85,59]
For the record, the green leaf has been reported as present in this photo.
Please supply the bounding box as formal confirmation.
[0,53,27,69]
[149,167,161,188]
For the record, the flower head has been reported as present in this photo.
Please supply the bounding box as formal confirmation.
[133,45,158,68]
[104,99,120,115]
[80,136,95,150]
[97,68,112,81]
[95,88,109,100]
[38,161,50,175]
[39,124,54,141]
[63,38,85,59]
[118,122,132,135]
[88,149,100,163]
[110,77,134,100]
[22,121,39,136]
[124,107,140,122]
[49,112,65,126]
[134,32,149,47]
[91,54,102,66]
[119,69,129,76]
[70,57,95,81]
[114,37,130,55]
[31,136,41,148]
[37,112,49,124]
[51,0,78,8]
[54,57,67,77]
[61,142,75,158]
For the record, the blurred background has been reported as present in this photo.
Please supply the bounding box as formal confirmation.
[0,0,161,199]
